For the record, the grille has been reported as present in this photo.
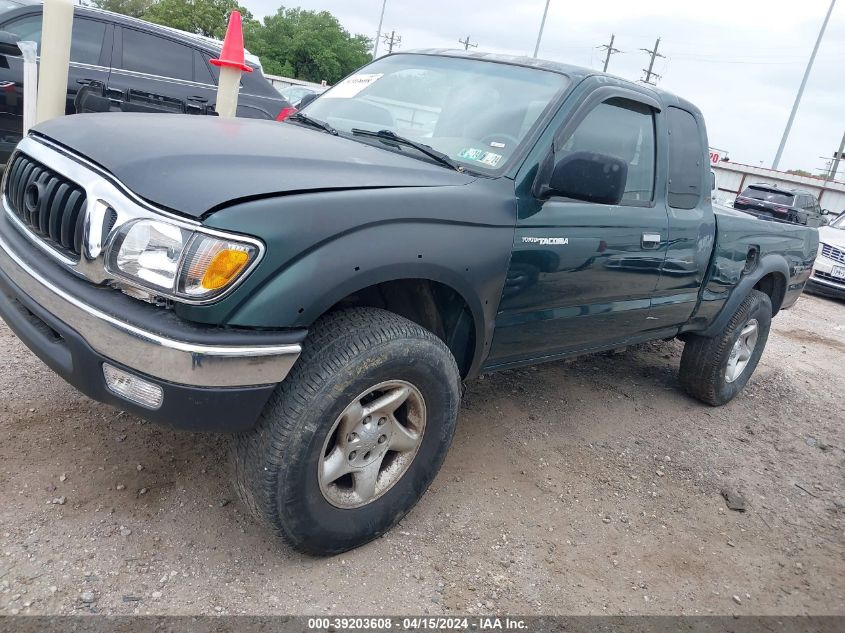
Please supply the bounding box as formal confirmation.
[814,270,845,286]
[821,243,845,265]
[4,153,88,258]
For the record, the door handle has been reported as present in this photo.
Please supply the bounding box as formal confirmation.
[641,233,662,249]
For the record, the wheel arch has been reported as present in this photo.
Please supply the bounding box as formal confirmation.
[699,254,789,338]
[314,270,483,379]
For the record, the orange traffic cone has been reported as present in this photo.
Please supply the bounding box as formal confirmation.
[210,11,253,73]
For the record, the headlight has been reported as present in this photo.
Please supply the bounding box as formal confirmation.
[106,219,260,302]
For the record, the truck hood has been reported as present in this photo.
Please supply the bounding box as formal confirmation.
[819,224,845,249]
[31,113,476,218]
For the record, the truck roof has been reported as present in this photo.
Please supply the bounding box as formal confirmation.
[402,48,701,115]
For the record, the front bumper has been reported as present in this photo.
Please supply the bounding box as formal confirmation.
[807,271,845,299]
[805,252,845,300]
[0,213,305,431]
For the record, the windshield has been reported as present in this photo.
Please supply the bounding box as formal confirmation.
[742,186,794,206]
[280,85,315,102]
[302,53,569,171]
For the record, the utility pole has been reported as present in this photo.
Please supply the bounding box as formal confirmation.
[772,0,837,170]
[829,129,845,181]
[458,35,477,51]
[639,37,664,85]
[598,33,621,72]
[372,0,387,58]
[381,30,401,54]
[533,0,551,58]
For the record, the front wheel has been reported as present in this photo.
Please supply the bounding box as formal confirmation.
[679,290,772,406]
[232,308,461,555]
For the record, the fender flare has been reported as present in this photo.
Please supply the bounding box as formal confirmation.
[698,254,790,338]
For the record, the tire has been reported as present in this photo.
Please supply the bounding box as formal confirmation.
[232,307,461,555]
[679,289,772,406]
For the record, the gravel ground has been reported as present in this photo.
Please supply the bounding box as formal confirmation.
[0,293,843,616]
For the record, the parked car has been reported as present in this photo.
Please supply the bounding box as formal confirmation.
[0,0,290,166]
[807,211,845,299]
[733,184,828,227]
[277,83,327,108]
[0,50,818,555]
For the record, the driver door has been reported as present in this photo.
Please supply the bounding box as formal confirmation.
[488,89,669,366]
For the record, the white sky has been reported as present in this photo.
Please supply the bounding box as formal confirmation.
[244,0,845,175]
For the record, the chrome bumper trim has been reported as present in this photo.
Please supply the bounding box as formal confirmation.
[810,274,845,290]
[0,229,301,388]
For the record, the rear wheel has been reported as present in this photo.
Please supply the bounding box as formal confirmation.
[679,290,772,406]
[232,308,461,555]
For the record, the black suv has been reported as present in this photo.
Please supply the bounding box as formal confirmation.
[0,0,289,165]
[734,183,827,227]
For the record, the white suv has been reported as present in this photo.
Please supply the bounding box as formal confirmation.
[808,212,845,299]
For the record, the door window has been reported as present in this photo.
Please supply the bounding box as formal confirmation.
[558,98,656,203]
[71,19,106,65]
[2,15,106,64]
[193,50,214,85]
[667,107,704,209]
[121,28,193,82]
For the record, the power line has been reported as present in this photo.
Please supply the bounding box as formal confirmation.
[639,37,664,85]
[381,30,402,54]
[458,35,477,51]
[597,33,621,72]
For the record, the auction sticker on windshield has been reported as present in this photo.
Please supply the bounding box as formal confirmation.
[458,147,502,167]
[324,73,384,99]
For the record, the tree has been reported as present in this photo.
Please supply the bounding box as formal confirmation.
[91,0,156,18]
[246,7,371,84]
[144,0,254,39]
[786,169,813,177]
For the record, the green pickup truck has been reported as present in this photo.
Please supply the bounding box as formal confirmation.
[0,50,818,554]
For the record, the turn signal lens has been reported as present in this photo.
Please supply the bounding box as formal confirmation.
[179,236,257,299]
[201,248,250,290]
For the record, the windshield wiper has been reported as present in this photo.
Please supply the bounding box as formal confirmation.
[288,112,338,135]
[351,128,464,172]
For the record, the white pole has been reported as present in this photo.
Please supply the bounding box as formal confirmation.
[771,0,837,170]
[373,0,387,58]
[18,40,38,135]
[215,65,241,118]
[35,0,73,124]
[533,0,551,58]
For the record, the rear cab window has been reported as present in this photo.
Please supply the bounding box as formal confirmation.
[666,107,704,209]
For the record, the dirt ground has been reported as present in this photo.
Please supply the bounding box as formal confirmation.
[0,293,843,617]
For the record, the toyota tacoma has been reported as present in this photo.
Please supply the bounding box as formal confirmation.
[0,50,818,554]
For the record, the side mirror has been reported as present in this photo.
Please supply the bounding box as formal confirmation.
[298,92,318,109]
[545,151,628,205]
[0,31,22,57]
[821,208,829,215]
